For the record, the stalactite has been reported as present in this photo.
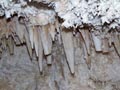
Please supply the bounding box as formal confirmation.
[61,28,75,74]
[0,1,120,89]
[38,26,43,72]
[0,15,119,75]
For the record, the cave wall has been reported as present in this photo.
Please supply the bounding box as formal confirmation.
[0,1,120,90]
[0,32,120,90]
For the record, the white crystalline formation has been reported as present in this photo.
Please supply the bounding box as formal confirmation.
[34,0,120,29]
[0,0,56,25]
[0,0,120,28]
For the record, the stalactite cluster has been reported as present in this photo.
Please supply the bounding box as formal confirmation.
[0,0,120,90]
[0,15,119,74]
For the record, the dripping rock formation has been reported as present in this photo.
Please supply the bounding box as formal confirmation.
[0,0,120,90]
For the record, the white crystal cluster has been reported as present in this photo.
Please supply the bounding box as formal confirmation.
[52,0,120,29]
[1,0,120,29]
[34,0,120,29]
[0,0,55,25]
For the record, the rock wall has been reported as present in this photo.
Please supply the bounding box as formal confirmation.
[0,1,120,90]
[0,33,120,90]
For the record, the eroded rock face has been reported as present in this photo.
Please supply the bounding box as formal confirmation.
[0,45,37,90]
[0,38,120,90]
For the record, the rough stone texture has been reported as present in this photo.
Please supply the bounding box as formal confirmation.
[0,38,120,90]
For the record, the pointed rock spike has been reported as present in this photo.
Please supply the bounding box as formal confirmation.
[55,19,60,33]
[24,28,33,59]
[40,25,52,55]
[1,35,7,50]
[83,42,91,69]
[13,17,25,44]
[28,26,34,49]
[33,26,39,57]
[79,29,90,55]
[113,33,120,56]
[61,29,74,74]
[38,27,43,72]
[91,32,102,52]
[7,36,14,55]
[49,23,56,41]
